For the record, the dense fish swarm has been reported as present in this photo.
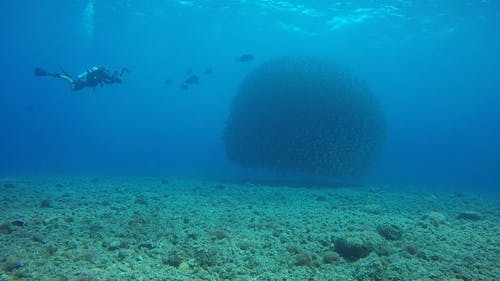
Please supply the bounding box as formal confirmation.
[224,57,386,176]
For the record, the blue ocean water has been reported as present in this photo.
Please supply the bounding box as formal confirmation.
[0,0,499,191]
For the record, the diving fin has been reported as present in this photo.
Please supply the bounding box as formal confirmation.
[34,67,48,76]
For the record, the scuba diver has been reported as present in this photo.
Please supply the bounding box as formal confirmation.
[34,66,129,91]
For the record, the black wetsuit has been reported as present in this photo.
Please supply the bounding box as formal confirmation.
[74,67,127,90]
[34,66,128,91]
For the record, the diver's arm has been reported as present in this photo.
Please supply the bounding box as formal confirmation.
[119,67,129,76]
[103,76,122,84]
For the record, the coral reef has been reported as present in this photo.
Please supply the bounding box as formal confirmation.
[0,177,498,280]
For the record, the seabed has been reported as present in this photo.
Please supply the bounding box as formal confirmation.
[0,176,498,281]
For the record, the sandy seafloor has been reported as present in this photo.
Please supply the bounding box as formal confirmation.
[0,176,498,281]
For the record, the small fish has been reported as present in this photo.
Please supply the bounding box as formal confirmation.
[179,84,189,91]
[164,78,172,85]
[237,54,254,62]
[184,74,199,85]
[204,68,213,75]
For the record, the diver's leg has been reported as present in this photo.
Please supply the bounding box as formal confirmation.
[58,74,73,83]
[57,74,77,90]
